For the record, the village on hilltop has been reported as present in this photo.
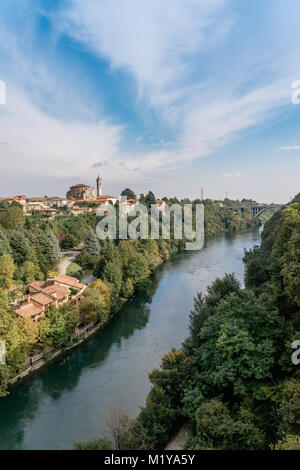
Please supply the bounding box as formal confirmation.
[0,176,166,216]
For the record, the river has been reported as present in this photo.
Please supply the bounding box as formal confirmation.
[0,229,261,450]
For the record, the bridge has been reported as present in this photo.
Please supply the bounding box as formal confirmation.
[224,204,283,218]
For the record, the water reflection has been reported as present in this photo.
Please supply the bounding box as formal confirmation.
[0,229,260,450]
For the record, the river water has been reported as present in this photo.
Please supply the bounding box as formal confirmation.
[0,229,261,450]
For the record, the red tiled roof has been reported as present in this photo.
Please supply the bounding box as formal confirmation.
[53,274,85,289]
[42,284,69,300]
[15,302,43,319]
[28,281,46,291]
[31,292,53,306]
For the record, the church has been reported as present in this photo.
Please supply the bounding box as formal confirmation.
[66,176,102,201]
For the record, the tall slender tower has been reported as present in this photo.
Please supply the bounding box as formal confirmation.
[96,175,102,197]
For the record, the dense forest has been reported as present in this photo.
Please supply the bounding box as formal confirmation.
[74,194,300,450]
[0,196,256,398]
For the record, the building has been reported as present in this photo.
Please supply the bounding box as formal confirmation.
[66,184,96,201]
[96,175,102,197]
[119,199,139,214]
[2,195,27,213]
[95,195,118,205]
[156,200,167,211]
[14,274,86,322]
[47,197,68,208]
[66,176,114,202]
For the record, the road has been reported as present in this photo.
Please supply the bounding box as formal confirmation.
[165,423,191,450]
[59,251,80,275]
[59,251,96,285]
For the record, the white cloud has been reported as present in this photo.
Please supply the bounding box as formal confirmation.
[278,145,300,151]
[59,0,228,114]
[1,0,300,199]
[56,0,297,171]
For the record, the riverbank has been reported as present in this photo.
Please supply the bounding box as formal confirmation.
[0,229,261,450]
[10,320,105,387]
[4,223,260,396]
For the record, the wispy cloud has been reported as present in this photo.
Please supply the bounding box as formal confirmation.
[1,0,300,200]
[278,145,300,151]
[56,0,297,171]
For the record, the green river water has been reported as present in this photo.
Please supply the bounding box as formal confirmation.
[0,229,261,449]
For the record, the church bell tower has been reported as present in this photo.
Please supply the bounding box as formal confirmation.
[96,175,102,197]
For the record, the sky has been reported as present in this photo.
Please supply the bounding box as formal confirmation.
[0,0,300,203]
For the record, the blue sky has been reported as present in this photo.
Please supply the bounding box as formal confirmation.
[0,0,300,202]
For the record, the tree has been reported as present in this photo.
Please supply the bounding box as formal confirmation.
[103,261,123,293]
[274,435,300,450]
[244,246,268,289]
[121,188,137,200]
[0,254,15,288]
[60,234,78,250]
[194,290,280,400]
[0,205,25,230]
[0,296,30,392]
[17,317,38,356]
[59,303,80,338]
[76,250,97,270]
[121,278,134,298]
[189,398,265,450]
[144,191,156,208]
[89,279,111,312]
[9,231,31,265]
[83,285,108,322]
[0,227,11,256]
[35,231,61,274]
[20,261,42,284]
[278,380,300,436]
[84,230,100,258]
[281,225,300,306]
[73,438,113,450]
[39,305,67,347]
[185,274,241,353]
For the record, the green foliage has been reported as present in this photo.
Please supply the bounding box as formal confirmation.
[187,398,265,450]
[103,261,123,293]
[73,438,113,450]
[60,233,78,250]
[274,434,300,450]
[0,254,15,288]
[9,231,31,265]
[83,284,108,322]
[140,191,156,208]
[39,305,68,347]
[84,230,100,258]
[0,227,11,256]
[19,261,43,284]
[137,385,178,449]
[131,194,300,450]
[0,289,39,395]
[66,262,82,278]
[278,380,300,436]
[121,188,137,200]
[76,250,96,270]
[0,205,25,230]
[243,246,268,289]
[59,303,80,338]
[281,224,300,306]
